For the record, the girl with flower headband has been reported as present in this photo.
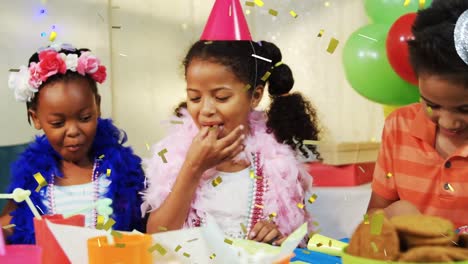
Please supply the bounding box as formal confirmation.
[0,44,145,243]
[142,0,320,245]
[368,0,468,233]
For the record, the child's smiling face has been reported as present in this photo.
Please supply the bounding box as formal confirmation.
[186,58,263,137]
[29,78,100,165]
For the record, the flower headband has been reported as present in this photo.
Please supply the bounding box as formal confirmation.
[455,9,468,65]
[8,44,107,103]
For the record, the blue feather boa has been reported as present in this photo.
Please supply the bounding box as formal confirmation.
[7,118,145,244]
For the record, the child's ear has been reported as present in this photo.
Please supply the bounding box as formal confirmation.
[251,85,264,108]
[28,110,42,130]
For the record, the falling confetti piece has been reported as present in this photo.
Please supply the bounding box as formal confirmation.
[386,172,393,179]
[148,243,167,255]
[358,166,365,173]
[290,10,298,18]
[447,183,455,192]
[313,221,320,226]
[112,26,121,29]
[328,240,332,247]
[111,230,123,238]
[249,169,256,179]
[274,61,283,68]
[2,224,15,230]
[370,212,384,235]
[426,106,433,116]
[255,204,264,209]
[261,71,271,82]
[96,215,105,229]
[419,0,426,9]
[212,176,223,187]
[98,238,102,247]
[384,249,388,256]
[371,242,379,252]
[158,226,168,231]
[297,203,305,209]
[240,223,248,234]
[302,250,310,254]
[103,218,116,231]
[49,31,57,42]
[106,169,111,177]
[175,245,182,252]
[183,252,191,258]
[363,214,370,225]
[317,29,324,37]
[316,243,323,247]
[145,143,150,151]
[254,0,264,7]
[210,253,217,259]
[9,69,20,72]
[326,38,340,54]
[187,238,199,243]
[224,238,233,245]
[33,172,47,192]
[404,0,411,6]
[170,120,184,125]
[358,34,378,42]
[119,53,128,57]
[158,148,168,163]
[245,1,255,7]
[269,9,278,16]
[115,243,126,248]
[308,194,318,204]
[99,154,105,159]
[252,54,272,63]
[303,140,320,145]
[204,41,213,45]
[269,212,277,219]
[244,84,252,91]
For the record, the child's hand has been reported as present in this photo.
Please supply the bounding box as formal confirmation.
[185,125,245,173]
[248,220,284,245]
[384,200,421,218]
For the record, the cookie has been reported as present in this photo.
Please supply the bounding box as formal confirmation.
[391,215,454,238]
[347,210,400,261]
[403,233,455,248]
[398,246,468,262]
[458,234,468,248]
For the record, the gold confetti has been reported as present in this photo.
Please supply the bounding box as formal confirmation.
[98,154,105,159]
[2,224,15,229]
[115,243,126,248]
[317,29,324,37]
[49,31,57,42]
[426,106,433,116]
[224,238,233,245]
[326,38,340,54]
[249,169,256,179]
[371,242,379,252]
[158,148,168,163]
[358,166,365,173]
[212,176,223,187]
[9,69,20,72]
[316,243,323,247]
[187,238,199,243]
[303,140,320,145]
[297,203,305,209]
[447,183,455,192]
[363,214,370,225]
[386,172,393,179]
[210,253,217,259]
[240,223,248,234]
[261,71,271,82]
[103,218,116,231]
[204,41,213,45]
[111,230,123,238]
[245,1,255,7]
[274,61,283,68]
[312,221,320,226]
[112,26,121,29]
[404,0,411,6]
[96,215,105,229]
[146,143,150,151]
[269,212,277,219]
[328,240,332,247]
[148,243,167,255]
[158,226,168,231]
[308,194,318,204]
[244,84,252,91]
[254,0,264,7]
[290,10,298,18]
[255,204,264,209]
[268,9,278,16]
[175,245,182,252]
[419,0,426,9]
[252,54,272,63]
[183,252,191,258]
[33,172,47,192]
[170,120,184,125]
[370,212,384,235]
[106,169,111,177]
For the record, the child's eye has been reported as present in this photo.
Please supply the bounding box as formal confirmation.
[189,97,201,102]
[80,115,92,122]
[216,97,229,102]
[50,121,64,127]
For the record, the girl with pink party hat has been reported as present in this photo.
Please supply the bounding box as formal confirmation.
[142,0,320,246]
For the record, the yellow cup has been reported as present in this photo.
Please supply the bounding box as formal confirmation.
[87,234,153,264]
[307,234,348,257]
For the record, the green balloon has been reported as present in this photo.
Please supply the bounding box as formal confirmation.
[364,0,433,24]
[342,24,420,106]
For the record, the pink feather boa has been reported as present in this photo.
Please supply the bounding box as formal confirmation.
[141,109,313,237]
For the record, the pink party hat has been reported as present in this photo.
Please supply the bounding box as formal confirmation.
[200,0,252,40]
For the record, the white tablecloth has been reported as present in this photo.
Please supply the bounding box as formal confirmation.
[305,183,372,239]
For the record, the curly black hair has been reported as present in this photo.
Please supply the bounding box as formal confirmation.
[25,47,100,124]
[408,0,468,87]
[175,40,321,160]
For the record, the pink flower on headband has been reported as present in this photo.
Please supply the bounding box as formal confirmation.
[90,65,107,84]
[37,50,67,81]
[77,52,100,75]
[28,62,43,88]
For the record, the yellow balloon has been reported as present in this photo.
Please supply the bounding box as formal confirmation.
[383,105,400,118]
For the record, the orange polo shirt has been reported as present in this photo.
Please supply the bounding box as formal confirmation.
[372,103,468,228]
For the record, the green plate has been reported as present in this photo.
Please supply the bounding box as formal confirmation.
[342,246,468,264]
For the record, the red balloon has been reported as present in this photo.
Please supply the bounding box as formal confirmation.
[386,13,418,85]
